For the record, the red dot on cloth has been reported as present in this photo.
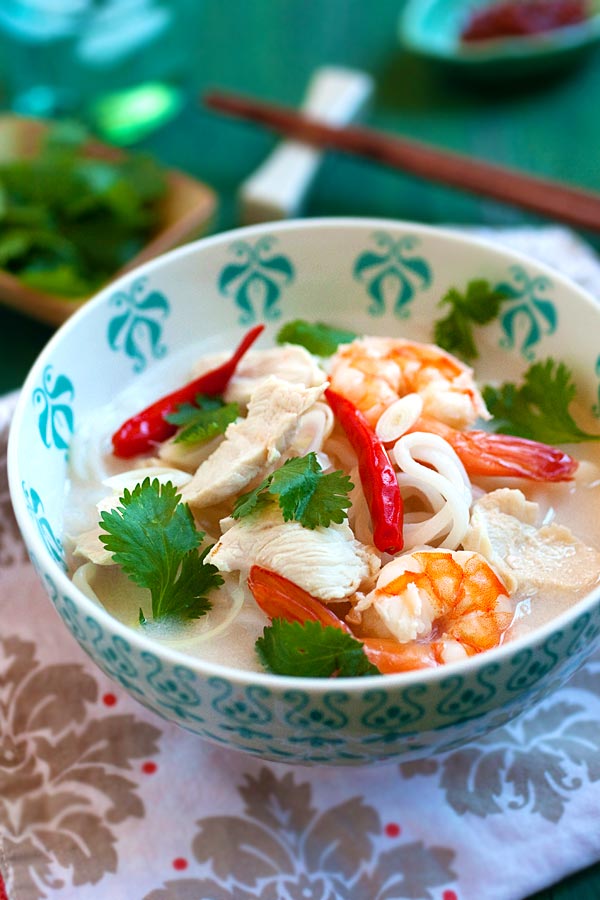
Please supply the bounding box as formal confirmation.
[142,761,157,775]
[385,822,401,837]
[102,693,117,706]
[0,870,9,900]
[443,891,458,900]
[172,858,188,871]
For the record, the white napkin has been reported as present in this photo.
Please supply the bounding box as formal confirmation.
[2,226,600,900]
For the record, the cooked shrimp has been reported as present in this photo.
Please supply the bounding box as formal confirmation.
[408,416,578,483]
[247,566,444,673]
[328,336,489,430]
[349,549,513,669]
[327,337,577,483]
[248,550,513,674]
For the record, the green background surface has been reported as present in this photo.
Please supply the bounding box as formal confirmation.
[1,3,600,896]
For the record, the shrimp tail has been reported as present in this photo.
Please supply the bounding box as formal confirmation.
[361,638,441,672]
[247,566,351,632]
[414,417,578,482]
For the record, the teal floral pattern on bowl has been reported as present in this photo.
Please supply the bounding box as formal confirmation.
[353,232,432,318]
[107,276,170,373]
[32,560,600,765]
[22,485,64,570]
[218,236,295,325]
[32,365,75,453]
[496,265,557,359]
[35,546,600,766]
[8,218,600,766]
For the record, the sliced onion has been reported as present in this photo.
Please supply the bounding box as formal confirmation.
[73,563,245,645]
[102,466,192,492]
[375,393,423,444]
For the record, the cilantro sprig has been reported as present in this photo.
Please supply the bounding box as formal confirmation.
[99,478,223,624]
[256,619,380,677]
[434,279,511,361]
[232,453,353,529]
[276,319,358,356]
[165,394,239,445]
[483,358,600,445]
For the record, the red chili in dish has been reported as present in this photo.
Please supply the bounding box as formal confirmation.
[112,324,264,458]
[461,0,588,42]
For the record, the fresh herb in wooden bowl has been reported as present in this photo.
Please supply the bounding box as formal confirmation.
[0,116,216,326]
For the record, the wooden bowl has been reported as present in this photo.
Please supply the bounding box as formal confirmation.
[0,115,217,327]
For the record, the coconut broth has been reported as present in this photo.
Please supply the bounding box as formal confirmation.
[65,339,600,674]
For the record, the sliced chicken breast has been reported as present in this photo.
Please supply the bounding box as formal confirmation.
[207,506,380,602]
[192,345,327,406]
[181,376,326,509]
[463,488,600,596]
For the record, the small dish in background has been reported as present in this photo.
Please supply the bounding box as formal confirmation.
[0,115,216,327]
[399,0,600,80]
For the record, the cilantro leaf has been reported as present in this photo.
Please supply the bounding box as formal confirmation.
[0,127,167,297]
[434,279,511,361]
[256,619,380,677]
[165,394,223,425]
[276,319,358,356]
[232,453,353,529]
[99,477,223,622]
[483,358,600,445]
[231,485,275,521]
[269,455,353,528]
[20,263,100,298]
[165,394,239,445]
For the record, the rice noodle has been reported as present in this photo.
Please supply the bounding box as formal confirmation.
[392,431,472,550]
[288,402,335,456]
[322,430,358,473]
[347,464,374,547]
[69,416,117,486]
[73,563,245,644]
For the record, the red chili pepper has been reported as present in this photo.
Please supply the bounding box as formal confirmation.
[325,388,403,554]
[112,324,265,458]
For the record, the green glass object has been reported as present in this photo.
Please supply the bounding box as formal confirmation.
[0,0,193,139]
[89,81,185,145]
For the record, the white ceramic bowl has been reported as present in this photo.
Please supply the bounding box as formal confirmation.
[8,218,600,765]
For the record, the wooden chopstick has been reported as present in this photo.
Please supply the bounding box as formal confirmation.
[204,89,600,232]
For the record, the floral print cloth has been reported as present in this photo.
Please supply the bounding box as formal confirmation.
[2,227,600,900]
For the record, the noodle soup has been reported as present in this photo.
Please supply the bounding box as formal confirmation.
[12,218,600,763]
[65,326,600,677]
